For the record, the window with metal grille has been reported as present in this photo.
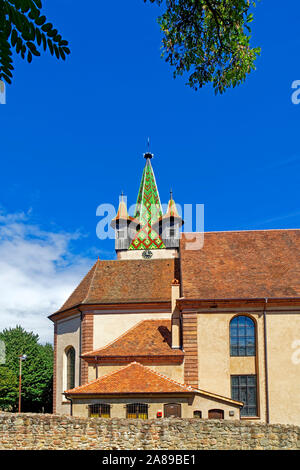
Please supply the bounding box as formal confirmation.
[126,403,148,419]
[66,347,75,390]
[230,315,256,356]
[89,403,111,418]
[231,375,257,417]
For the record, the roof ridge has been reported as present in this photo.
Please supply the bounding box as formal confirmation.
[83,258,100,304]
[82,318,171,356]
[195,387,243,406]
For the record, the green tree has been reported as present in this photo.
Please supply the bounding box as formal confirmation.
[147,0,261,93]
[0,366,18,411]
[0,326,53,412]
[0,0,70,84]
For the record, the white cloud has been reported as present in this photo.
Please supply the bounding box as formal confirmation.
[0,210,94,344]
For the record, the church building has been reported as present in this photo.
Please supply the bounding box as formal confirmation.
[49,150,300,425]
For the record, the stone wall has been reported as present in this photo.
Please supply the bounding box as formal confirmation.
[0,413,299,450]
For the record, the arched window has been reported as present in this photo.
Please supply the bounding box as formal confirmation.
[230,315,256,356]
[66,347,75,389]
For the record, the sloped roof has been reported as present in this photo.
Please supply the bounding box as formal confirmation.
[65,362,196,395]
[180,230,300,299]
[55,258,179,313]
[82,319,184,358]
[65,361,243,406]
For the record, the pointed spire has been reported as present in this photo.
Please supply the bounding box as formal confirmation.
[158,191,184,226]
[129,151,165,250]
[110,192,131,229]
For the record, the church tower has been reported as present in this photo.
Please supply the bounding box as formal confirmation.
[111,150,183,260]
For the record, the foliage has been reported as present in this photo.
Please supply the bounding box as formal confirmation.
[0,326,53,412]
[0,0,70,84]
[0,366,18,410]
[147,0,261,93]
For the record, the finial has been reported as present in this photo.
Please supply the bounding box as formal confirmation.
[170,188,173,200]
[143,137,154,159]
[120,191,124,200]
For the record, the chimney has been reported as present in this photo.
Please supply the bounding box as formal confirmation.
[171,279,181,349]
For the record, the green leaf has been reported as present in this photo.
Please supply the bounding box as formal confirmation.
[53,43,60,59]
[47,38,54,55]
[35,15,46,26]
[11,30,18,47]
[41,23,53,33]
[2,0,70,84]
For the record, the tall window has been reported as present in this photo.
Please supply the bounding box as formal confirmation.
[126,403,148,419]
[66,347,75,390]
[231,375,257,417]
[89,404,110,418]
[230,315,256,356]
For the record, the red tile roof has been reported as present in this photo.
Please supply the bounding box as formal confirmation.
[82,320,183,359]
[56,258,179,313]
[180,230,300,299]
[65,362,195,395]
[65,361,243,406]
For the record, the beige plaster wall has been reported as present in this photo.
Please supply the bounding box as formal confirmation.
[93,311,171,350]
[72,394,240,420]
[197,311,266,421]
[267,313,300,425]
[197,309,300,425]
[56,315,81,414]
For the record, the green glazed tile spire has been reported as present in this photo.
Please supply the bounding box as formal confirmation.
[129,154,165,250]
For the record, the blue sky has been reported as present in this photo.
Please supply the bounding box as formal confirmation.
[1,1,300,341]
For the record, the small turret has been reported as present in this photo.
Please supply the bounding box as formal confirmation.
[153,190,184,249]
[111,194,138,252]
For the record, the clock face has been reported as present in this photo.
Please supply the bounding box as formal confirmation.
[142,250,153,259]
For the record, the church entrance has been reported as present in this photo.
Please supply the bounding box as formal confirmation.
[164,403,182,418]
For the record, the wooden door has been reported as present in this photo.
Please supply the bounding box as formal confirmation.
[208,409,224,419]
[164,403,182,418]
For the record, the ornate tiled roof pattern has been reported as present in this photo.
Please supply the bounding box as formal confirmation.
[65,362,196,395]
[82,320,184,358]
[180,230,300,299]
[56,258,179,313]
[129,158,165,250]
